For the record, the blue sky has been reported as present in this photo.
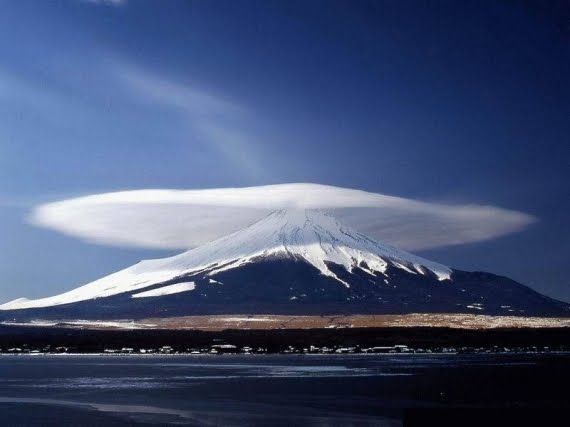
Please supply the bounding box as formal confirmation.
[0,0,568,303]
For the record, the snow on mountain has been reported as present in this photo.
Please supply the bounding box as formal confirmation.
[0,209,451,311]
[131,282,196,299]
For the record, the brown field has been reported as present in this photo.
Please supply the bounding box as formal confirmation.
[140,313,570,331]
[4,313,569,331]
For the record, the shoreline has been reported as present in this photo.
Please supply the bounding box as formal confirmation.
[2,323,569,355]
[2,350,570,357]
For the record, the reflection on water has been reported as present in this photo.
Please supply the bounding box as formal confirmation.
[0,353,568,426]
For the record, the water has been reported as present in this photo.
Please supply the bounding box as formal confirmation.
[0,353,568,426]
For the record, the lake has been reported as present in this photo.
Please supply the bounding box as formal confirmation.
[0,353,568,426]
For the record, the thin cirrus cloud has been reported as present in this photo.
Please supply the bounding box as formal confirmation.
[28,183,537,252]
[114,63,264,178]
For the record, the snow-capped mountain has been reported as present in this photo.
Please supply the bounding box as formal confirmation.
[1,209,568,319]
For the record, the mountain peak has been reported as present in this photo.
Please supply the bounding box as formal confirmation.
[1,209,451,310]
[214,208,452,285]
[2,208,568,318]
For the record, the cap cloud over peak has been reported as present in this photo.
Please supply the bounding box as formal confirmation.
[29,183,536,251]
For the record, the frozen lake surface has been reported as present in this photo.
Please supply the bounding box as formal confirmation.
[0,353,568,426]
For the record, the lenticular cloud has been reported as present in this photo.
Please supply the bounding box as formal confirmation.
[29,183,536,251]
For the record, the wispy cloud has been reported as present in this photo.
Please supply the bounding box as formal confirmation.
[122,65,244,116]
[114,63,264,178]
[29,183,537,251]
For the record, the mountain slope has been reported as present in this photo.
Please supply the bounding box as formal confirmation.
[1,209,568,319]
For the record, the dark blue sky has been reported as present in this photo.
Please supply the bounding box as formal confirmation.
[0,0,568,303]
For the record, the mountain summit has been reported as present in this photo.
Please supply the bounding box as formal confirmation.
[1,209,568,319]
